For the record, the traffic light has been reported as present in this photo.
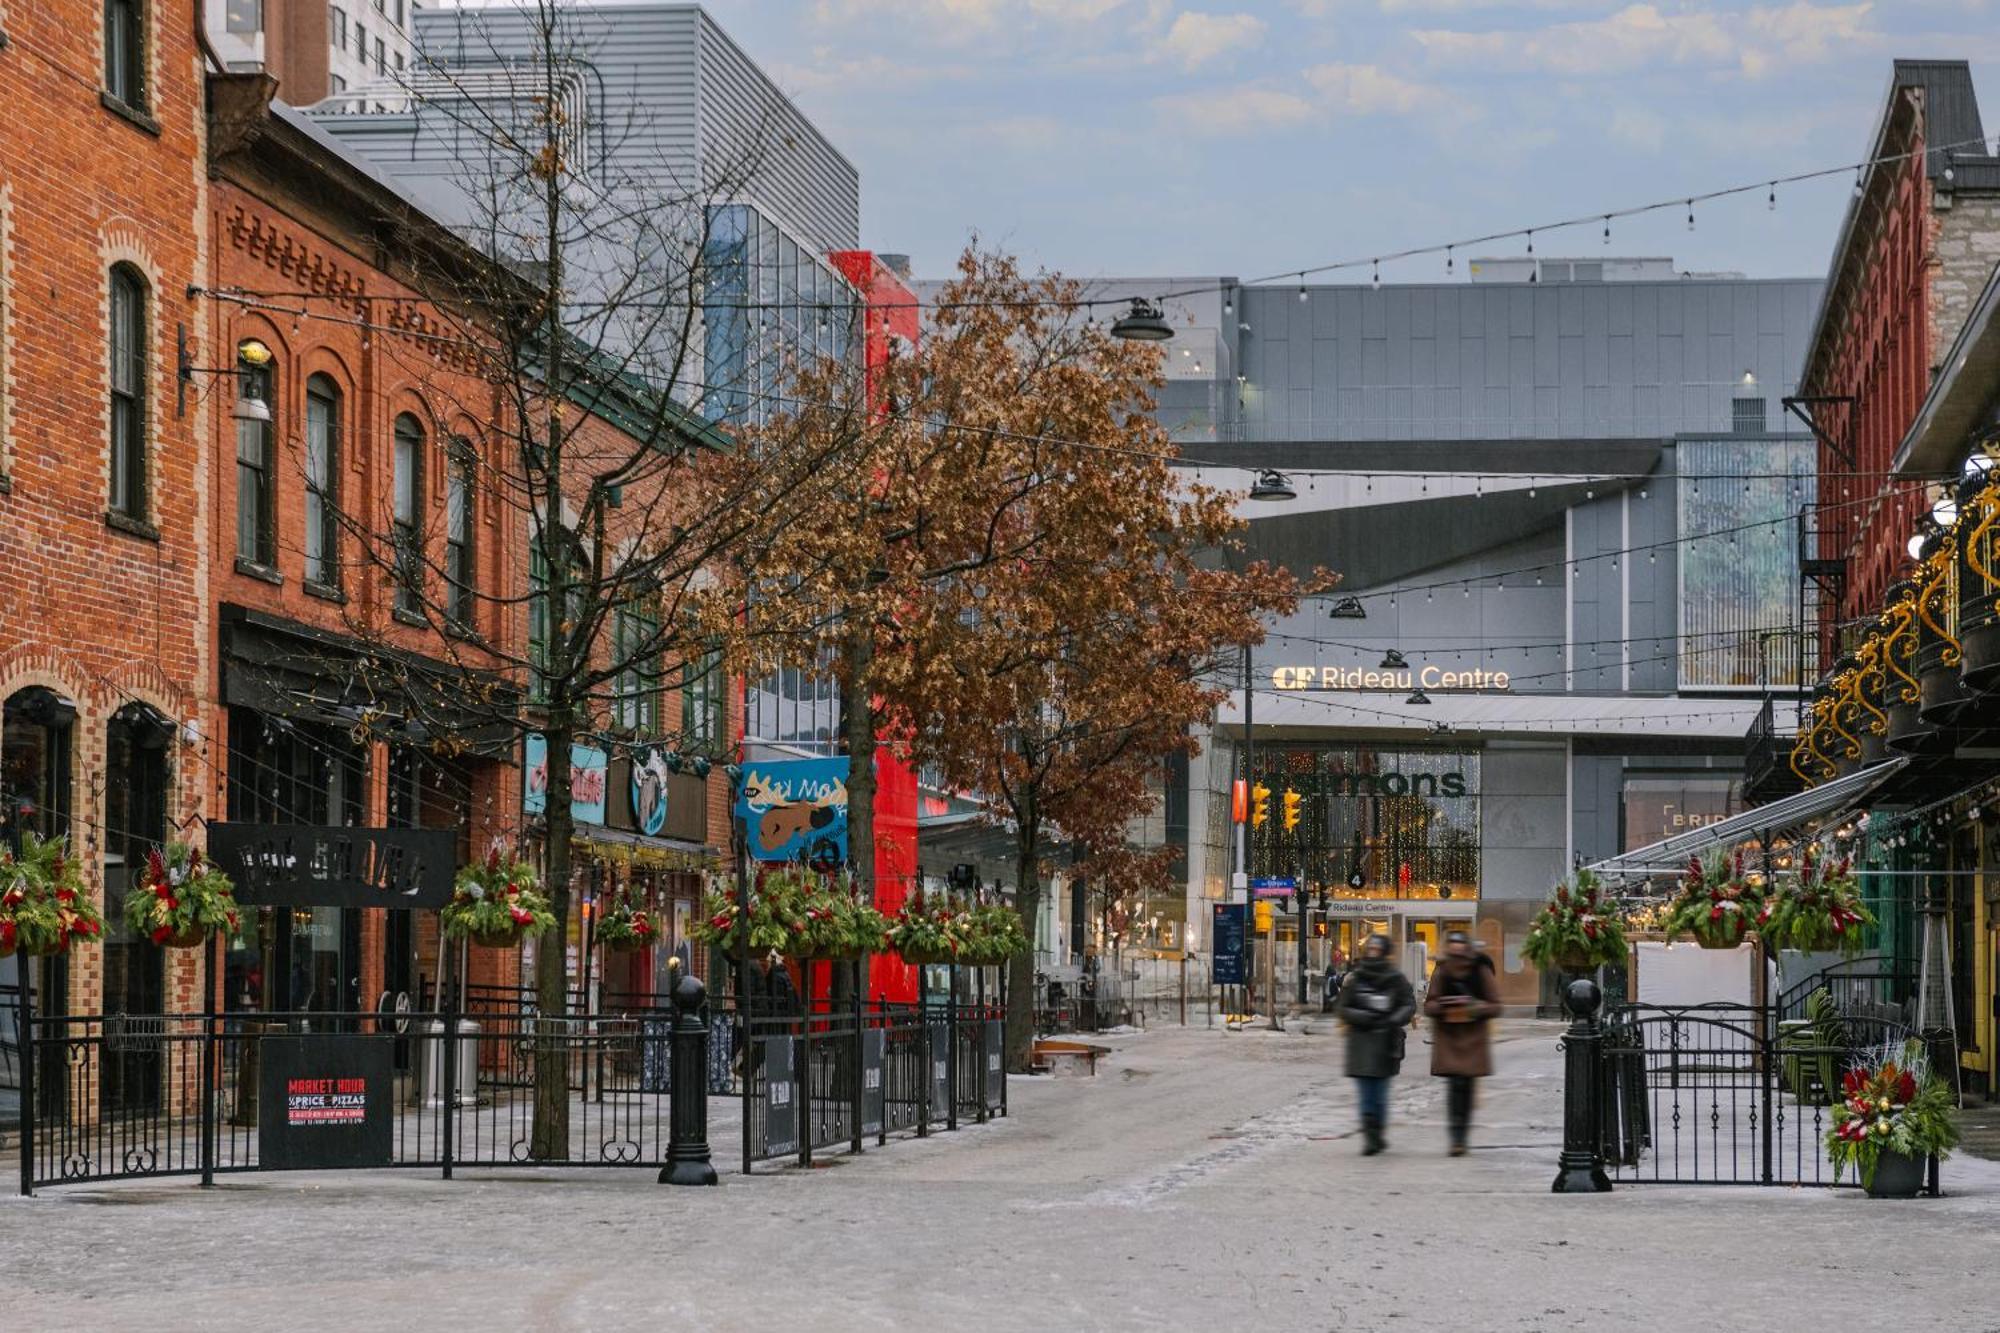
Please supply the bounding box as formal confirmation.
[1314,918,1329,938]
[1254,900,1274,932]
[1251,782,1271,828]
[1282,788,1303,833]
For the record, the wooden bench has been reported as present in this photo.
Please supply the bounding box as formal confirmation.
[1030,1039,1111,1075]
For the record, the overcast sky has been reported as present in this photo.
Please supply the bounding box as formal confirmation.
[703,0,1998,287]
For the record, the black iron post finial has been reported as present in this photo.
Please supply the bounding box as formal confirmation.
[661,972,719,1186]
[1552,978,1612,1194]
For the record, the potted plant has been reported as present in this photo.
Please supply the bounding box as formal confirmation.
[124,842,240,949]
[815,873,890,960]
[956,900,1030,965]
[1827,1039,1960,1197]
[595,896,658,953]
[887,888,963,965]
[0,833,102,957]
[1662,847,1764,949]
[1520,869,1627,974]
[1760,845,1873,955]
[442,846,555,949]
[692,865,808,959]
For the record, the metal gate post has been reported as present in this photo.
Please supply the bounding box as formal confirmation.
[441,985,457,1180]
[199,931,218,1188]
[916,974,930,1138]
[849,961,863,1155]
[799,960,813,1169]
[1552,978,1612,1193]
[999,965,1008,1118]
[1760,942,1775,1185]
[946,965,959,1132]
[16,967,34,1197]
[975,965,988,1125]
[876,994,888,1146]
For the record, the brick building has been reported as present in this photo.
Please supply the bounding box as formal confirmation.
[1800,60,2000,647]
[0,0,212,1085]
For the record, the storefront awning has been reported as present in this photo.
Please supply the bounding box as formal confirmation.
[1586,758,1907,883]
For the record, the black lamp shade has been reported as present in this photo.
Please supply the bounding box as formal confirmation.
[1380,649,1408,670]
[1249,469,1297,502]
[1110,298,1173,341]
[1405,687,1432,706]
[1330,596,1366,620]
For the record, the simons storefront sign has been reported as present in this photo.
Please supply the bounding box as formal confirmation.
[1270,665,1511,691]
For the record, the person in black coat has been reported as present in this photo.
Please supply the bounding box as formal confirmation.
[1333,933,1417,1155]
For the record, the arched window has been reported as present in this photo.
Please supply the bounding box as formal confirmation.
[392,412,424,615]
[304,374,341,588]
[104,0,147,110]
[108,264,148,519]
[445,435,475,626]
[235,345,276,567]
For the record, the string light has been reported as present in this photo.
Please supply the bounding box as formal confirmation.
[1686,199,1696,231]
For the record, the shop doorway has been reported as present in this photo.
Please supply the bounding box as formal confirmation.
[101,704,172,1116]
[3,686,75,1119]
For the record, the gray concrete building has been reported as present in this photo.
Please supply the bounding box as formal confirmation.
[979,260,1827,1005]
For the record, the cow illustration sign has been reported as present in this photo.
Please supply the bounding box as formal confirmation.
[734,757,849,867]
[631,747,673,837]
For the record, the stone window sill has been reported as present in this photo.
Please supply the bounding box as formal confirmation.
[100,91,161,137]
[104,509,160,542]
[304,579,348,605]
[392,608,428,629]
[234,558,283,586]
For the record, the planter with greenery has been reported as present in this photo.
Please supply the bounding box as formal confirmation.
[1662,847,1764,949]
[1827,1039,1959,1196]
[1760,845,1873,955]
[0,833,102,957]
[442,847,556,949]
[596,897,659,953]
[1520,869,1628,973]
[124,842,240,949]
[955,899,1031,965]
[887,889,965,965]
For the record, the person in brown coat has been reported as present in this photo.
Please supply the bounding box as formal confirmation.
[1422,931,1502,1156]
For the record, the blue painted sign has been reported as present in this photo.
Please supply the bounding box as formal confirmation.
[736,757,849,868]
[522,734,609,826]
[1250,876,1297,899]
[1212,903,1248,985]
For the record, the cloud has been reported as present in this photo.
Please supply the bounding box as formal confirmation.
[1153,83,1319,134]
[1606,105,1666,150]
[1303,62,1436,115]
[1411,2,1875,78]
[1150,10,1268,70]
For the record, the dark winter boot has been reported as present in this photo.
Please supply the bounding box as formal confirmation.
[1361,1115,1384,1156]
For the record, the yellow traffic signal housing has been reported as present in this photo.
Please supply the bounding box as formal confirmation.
[1251,782,1272,828]
[1253,900,1274,932]
[1282,788,1303,832]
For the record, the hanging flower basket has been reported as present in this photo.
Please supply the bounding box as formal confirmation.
[1759,845,1874,955]
[596,898,658,954]
[124,841,239,950]
[443,846,555,948]
[1520,870,1628,973]
[2,833,103,958]
[1662,847,1765,949]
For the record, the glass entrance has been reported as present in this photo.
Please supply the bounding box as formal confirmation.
[3,687,75,1119]
[102,704,170,1115]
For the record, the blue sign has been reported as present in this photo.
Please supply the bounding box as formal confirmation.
[736,757,849,867]
[523,734,609,826]
[630,748,672,837]
[1212,903,1248,985]
[1250,876,1297,899]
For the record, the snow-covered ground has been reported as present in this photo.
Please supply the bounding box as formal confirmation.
[7,1019,2000,1330]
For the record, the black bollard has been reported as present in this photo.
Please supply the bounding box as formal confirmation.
[1551,977,1612,1194]
[661,972,719,1186]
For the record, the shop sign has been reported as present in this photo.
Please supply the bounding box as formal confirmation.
[929,1018,951,1112]
[631,748,672,837]
[861,1028,886,1136]
[258,1035,393,1170]
[1212,903,1248,984]
[984,1021,1004,1111]
[523,734,609,825]
[762,1036,797,1158]
[1250,876,1296,898]
[736,756,849,867]
[208,823,456,909]
[1270,665,1510,692]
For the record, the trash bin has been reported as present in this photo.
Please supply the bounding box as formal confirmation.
[418,1019,482,1108]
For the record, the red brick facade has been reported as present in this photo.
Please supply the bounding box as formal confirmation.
[0,1,209,1014]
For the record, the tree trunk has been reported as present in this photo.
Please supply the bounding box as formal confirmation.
[842,628,876,901]
[531,721,574,1160]
[1005,819,1041,1074]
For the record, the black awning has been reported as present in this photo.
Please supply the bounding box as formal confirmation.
[220,604,518,754]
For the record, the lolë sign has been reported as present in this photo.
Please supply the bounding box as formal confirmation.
[207,823,457,909]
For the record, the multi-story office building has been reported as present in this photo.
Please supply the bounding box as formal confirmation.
[207,0,418,105]
[1030,260,1826,1004]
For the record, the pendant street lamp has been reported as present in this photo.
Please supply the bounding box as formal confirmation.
[1249,469,1297,502]
[1380,649,1408,670]
[1330,595,1367,620]
[177,327,275,420]
[1110,298,1173,341]
[1405,686,1432,706]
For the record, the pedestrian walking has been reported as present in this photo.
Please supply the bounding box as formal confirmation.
[1423,930,1502,1156]
[1333,933,1415,1155]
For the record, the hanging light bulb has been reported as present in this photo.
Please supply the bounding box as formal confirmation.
[1933,492,1959,527]
[1446,246,1454,275]
[1602,216,1611,245]
[1686,200,1695,230]
[1526,229,1534,256]
[1854,167,1864,197]
[1298,275,1309,303]
[1768,183,1777,211]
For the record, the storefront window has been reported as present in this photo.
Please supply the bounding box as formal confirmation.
[1679,438,1816,687]
[1248,744,1479,900]
[1621,775,1743,852]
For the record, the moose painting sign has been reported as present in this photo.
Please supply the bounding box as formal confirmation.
[735,757,849,867]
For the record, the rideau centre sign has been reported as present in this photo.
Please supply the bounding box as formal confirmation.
[1269,665,1512,691]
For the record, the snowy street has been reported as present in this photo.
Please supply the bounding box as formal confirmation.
[10,1019,2000,1331]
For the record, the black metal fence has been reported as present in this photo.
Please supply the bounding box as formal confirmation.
[1596,999,1932,1190]
[2,980,1007,1194]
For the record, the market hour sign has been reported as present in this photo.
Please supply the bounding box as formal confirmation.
[1269,664,1512,691]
